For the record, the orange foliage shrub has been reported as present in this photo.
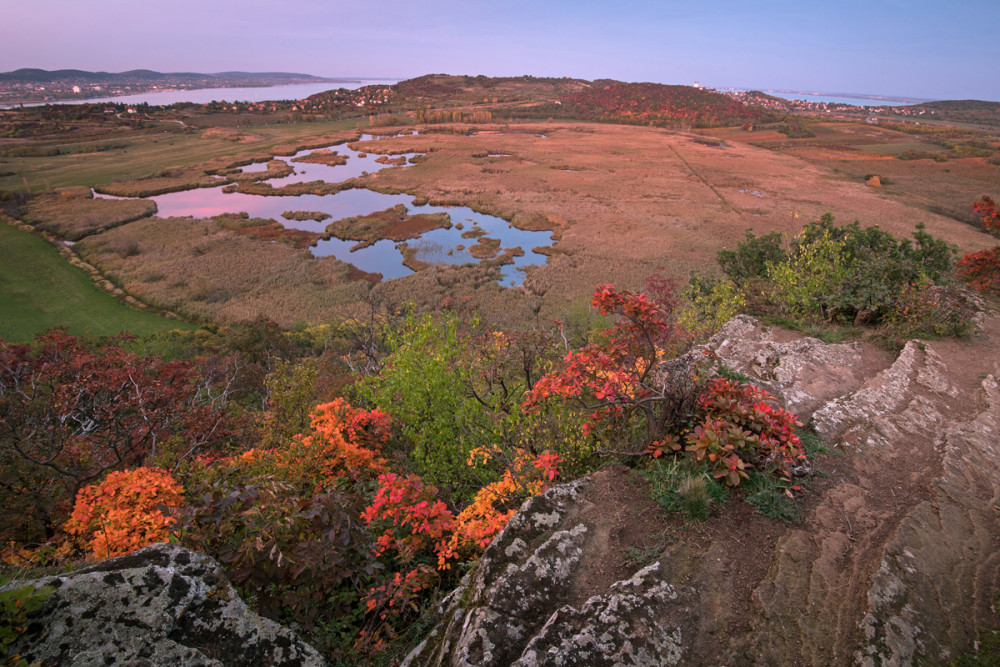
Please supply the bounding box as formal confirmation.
[363,472,455,569]
[444,448,562,559]
[206,398,390,490]
[64,467,184,559]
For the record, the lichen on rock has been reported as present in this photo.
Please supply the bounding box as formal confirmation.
[1,543,325,667]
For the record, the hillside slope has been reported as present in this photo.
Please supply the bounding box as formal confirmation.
[406,311,1000,666]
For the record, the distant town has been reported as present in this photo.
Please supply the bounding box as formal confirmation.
[723,90,939,122]
[3,69,992,132]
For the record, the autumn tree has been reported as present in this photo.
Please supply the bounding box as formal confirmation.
[0,330,242,541]
[524,284,807,488]
[957,196,1000,295]
[523,284,691,450]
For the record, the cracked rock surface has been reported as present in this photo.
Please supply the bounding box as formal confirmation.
[2,543,325,666]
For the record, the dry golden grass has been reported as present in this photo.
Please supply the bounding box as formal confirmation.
[215,213,322,249]
[224,179,358,197]
[323,204,452,249]
[21,188,157,241]
[356,122,998,320]
[283,210,332,222]
[23,120,999,332]
[75,215,369,327]
[370,262,542,327]
[467,237,501,259]
[292,150,348,166]
[374,155,409,166]
[707,121,1000,226]
[95,168,224,197]
[228,159,294,182]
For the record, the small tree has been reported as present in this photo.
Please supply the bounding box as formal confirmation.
[524,284,807,489]
[523,284,692,450]
[0,330,241,541]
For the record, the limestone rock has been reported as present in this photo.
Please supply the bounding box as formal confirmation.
[2,543,325,667]
[404,473,699,666]
[513,562,696,666]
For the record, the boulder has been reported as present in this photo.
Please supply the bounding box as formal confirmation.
[2,543,325,666]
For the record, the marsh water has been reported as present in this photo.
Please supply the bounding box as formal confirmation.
[137,135,553,285]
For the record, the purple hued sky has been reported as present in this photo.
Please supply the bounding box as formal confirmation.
[3,0,998,101]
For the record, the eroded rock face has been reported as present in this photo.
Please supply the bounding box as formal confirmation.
[708,314,887,418]
[3,543,325,667]
[403,473,698,666]
[408,312,1000,666]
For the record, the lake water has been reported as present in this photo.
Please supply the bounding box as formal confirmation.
[18,80,398,107]
[766,92,931,107]
[137,134,552,286]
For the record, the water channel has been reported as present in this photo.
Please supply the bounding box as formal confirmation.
[133,134,553,286]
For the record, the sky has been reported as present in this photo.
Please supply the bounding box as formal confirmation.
[2,0,998,101]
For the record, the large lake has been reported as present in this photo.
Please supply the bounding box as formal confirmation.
[19,80,398,107]
[130,134,553,286]
[766,92,931,106]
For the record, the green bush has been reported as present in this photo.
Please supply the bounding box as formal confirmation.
[768,228,849,318]
[717,230,787,285]
[776,120,815,138]
[707,214,957,327]
[354,311,592,503]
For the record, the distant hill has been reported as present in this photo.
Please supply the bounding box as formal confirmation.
[905,99,1000,126]
[308,74,769,128]
[558,79,765,126]
[0,68,343,84]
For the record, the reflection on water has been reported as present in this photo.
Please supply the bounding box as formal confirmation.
[311,237,413,279]
[142,134,552,286]
[240,162,270,173]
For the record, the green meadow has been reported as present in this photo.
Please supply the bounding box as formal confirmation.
[0,223,194,341]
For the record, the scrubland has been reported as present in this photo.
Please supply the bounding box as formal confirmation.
[21,187,156,240]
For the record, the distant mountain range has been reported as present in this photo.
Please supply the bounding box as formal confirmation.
[0,69,348,84]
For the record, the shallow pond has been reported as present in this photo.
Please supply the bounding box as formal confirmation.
[142,134,552,286]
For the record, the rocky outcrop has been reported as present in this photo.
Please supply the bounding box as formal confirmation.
[2,543,325,667]
[407,312,1000,666]
[403,471,703,666]
[708,314,890,418]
